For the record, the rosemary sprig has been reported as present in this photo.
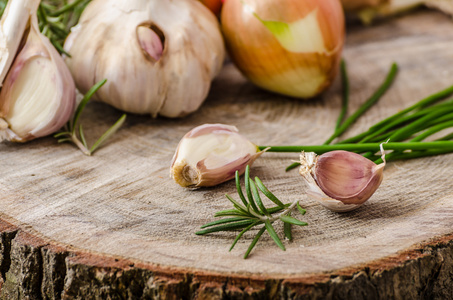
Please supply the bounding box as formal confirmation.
[0,0,90,54]
[0,0,88,54]
[37,0,91,54]
[196,165,307,259]
[54,79,127,156]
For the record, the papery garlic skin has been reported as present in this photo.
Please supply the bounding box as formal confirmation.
[0,0,40,85]
[299,151,385,212]
[171,124,263,188]
[64,0,225,118]
[221,0,344,98]
[0,2,75,142]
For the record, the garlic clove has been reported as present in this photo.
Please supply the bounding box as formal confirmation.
[314,151,384,204]
[299,151,385,212]
[137,24,164,62]
[171,124,264,188]
[0,7,75,142]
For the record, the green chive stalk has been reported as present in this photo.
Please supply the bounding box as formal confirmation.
[323,63,398,145]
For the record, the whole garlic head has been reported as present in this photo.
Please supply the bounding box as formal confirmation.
[0,0,75,142]
[299,150,385,212]
[171,124,264,188]
[64,0,225,118]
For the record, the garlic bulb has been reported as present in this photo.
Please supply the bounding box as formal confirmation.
[0,0,75,142]
[299,150,385,212]
[221,0,344,98]
[64,0,225,118]
[171,124,264,188]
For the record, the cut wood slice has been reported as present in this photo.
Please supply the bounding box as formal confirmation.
[0,9,453,299]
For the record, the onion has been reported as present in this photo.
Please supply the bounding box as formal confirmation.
[221,0,345,99]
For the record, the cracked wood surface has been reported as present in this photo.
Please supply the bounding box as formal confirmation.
[1,8,453,299]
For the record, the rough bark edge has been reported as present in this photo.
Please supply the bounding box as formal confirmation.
[0,218,451,299]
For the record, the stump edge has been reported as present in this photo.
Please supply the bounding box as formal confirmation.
[0,219,451,299]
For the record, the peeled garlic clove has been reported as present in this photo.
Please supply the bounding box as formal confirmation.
[0,7,75,142]
[64,0,225,118]
[221,0,344,98]
[299,151,385,212]
[171,124,264,188]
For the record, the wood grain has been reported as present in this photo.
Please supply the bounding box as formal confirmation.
[1,9,453,299]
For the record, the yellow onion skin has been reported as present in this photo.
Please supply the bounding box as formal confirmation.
[221,0,345,99]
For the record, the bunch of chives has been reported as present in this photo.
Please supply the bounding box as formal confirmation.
[259,61,453,169]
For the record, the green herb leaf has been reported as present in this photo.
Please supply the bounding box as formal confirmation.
[285,162,300,172]
[283,212,292,241]
[244,166,260,214]
[72,79,107,133]
[264,220,285,251]
[214,209,249,218]
[249,179,270,216]
[235,170,249,206]
[297,202,307,216]
[244,226,266,259]
[229,221,260,252]
[89,114,126,154]
[196,219,255,235]
[279,215,308,226]
[79,125,88,149]
[225,194,248,214]
[254,177,285,208]
[54,79,126,156]
[336,59,349,130]
[200,217,252,229]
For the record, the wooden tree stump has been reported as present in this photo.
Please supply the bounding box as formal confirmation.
[1,9,453,299]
